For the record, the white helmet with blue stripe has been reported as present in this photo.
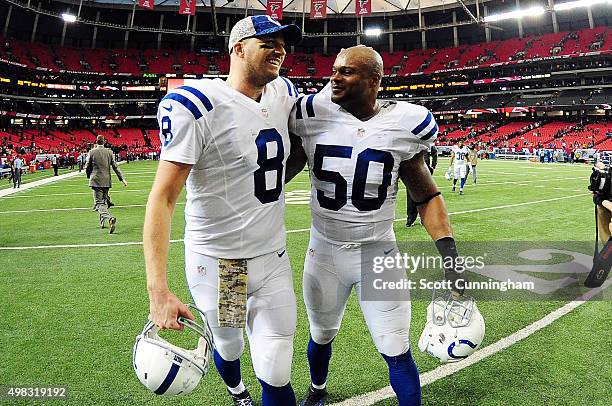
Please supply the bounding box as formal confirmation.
[133,305,213,396]
[418,290,485,363]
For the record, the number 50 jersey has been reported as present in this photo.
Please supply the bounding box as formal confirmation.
[289,93,437,244]
[157,77,298,258]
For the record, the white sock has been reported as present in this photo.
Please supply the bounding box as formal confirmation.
[228,381,246,395]
[312,382,326,390]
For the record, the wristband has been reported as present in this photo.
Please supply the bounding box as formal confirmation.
[414,191,441,207]
[435,237,465,295]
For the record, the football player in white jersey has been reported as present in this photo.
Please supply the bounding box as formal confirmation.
[286,46,463,406]
[450,140,470,195]
[143,16,301,406]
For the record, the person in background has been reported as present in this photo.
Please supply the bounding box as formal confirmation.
[86,135,127,233]
[52,154,59,176]
[469,145,478,185]
[12,154,24,188]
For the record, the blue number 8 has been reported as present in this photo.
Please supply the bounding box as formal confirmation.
[254,129,284,204]
[161,116,173,147]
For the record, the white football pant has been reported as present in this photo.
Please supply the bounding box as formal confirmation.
[303,229,411,357]
[453,164,467,179]
[185,247,296,387]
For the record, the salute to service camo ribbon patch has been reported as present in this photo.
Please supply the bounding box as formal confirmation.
[217,259,248,328]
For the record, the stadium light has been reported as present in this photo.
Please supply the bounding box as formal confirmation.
[553,0,609,11]
[364,28,382,36]
[484,6,545,22]
[61,13,77,23]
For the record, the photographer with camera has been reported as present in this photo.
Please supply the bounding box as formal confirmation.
[586,162,612,287]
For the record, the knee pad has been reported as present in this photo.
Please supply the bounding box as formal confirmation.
[310,328,338,346]
[373,332,410,357]
[252,335,293,387]
[212,326,244,362]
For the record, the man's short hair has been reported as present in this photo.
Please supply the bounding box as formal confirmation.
[96,135,105,145]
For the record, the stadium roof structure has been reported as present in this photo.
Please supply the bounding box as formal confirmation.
[87,0,475,15]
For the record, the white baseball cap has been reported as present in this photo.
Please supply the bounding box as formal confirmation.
[228,15,302,52]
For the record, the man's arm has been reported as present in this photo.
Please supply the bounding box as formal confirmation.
[85,151,92,178]
[285,133,307,183]
[144,160,194,330]
[109,151,127,186]
[400,151,465,295]
[399,151,452,240]
[449,150,455,167]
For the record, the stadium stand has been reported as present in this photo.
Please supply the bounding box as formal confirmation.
[0,5,610,166]
[1,26,608,77]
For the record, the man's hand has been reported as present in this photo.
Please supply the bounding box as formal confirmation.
[122,179,128,187]
[148,289,195,330]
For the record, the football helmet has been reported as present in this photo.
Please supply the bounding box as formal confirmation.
[133,305,213,396]
[418,290,485,363]
[445,166,453,180]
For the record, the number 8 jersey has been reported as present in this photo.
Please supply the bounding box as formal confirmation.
[289,92,438,244]
[157,77,298,258]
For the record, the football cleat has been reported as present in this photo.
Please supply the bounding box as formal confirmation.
[299,384,328,406]
[418,290,485,363]
[228,389,255,406]
[133,304,213,396]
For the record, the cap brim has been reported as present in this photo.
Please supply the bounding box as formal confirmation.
[254,24,302,47]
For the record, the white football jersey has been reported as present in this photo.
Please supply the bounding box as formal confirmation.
[452,146,470,166]
[289,93,437,244]
[158,77,298,258]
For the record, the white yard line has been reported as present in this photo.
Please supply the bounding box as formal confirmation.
[0,193,586,249]
[0,161,128,198]
[119,171,158,174]
[329,278,612,406]
[0,170,83,198]
[0,176,584,206]
[2,189,151,199]
[28,181,154,189]
[0,203,161,214]
[420,193,587,217]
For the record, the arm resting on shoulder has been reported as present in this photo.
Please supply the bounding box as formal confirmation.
[285,133,307,183]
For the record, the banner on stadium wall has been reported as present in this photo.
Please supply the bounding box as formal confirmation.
[310,0,327,19]
[267,0,284,20]
[356,0,372,16]
[0,112,156,120]
[123,85,157,92]
[465,107,532,115]
[179,0,196,15]
[47,84,76,90]
[473,74,551,85]
[138,0,154,10]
